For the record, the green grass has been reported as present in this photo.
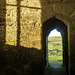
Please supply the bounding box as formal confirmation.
[60,63,63,66]
[48,36,62,50]
[48,36,63,62]
[58,60,63,62]
[48,55,63,61]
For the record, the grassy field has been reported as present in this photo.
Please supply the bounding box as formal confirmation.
[48,55,63,61]
[48,36,63,61]
[48,36,62,50]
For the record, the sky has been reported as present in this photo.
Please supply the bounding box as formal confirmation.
[48,29,61,37]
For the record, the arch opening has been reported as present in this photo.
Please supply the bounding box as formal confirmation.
[42,17,69,75]
[48,28,63,68]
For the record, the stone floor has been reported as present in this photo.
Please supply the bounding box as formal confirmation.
[44,66,67,75]
[49,60,63,68]
[44,61,67,75]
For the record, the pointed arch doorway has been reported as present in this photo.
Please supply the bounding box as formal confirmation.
[42,17,68,75]
[48,28,63,68]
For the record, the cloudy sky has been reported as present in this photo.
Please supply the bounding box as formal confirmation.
[48,29,61,37]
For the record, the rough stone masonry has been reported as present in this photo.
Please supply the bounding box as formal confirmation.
[0,0,75,75]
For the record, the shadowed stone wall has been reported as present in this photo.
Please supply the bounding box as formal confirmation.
[0,0,75,75]
[40,0,75,75]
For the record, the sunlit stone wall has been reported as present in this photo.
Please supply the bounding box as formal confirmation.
[6,6,17,46]
[6,0,17,4]
[20,8,42,49]
[20,0,41,8]
[5,0,42,49]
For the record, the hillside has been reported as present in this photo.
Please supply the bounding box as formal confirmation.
[48,36,62,50]
[48,36,63,62]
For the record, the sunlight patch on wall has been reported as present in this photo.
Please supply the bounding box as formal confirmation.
[20,0,41,8]
[6,6,17,46]
[6,0,17,5]
[5,0,42,50]
[20,7,42,50]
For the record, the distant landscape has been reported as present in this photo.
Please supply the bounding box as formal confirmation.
[48,36,63,66]
[48,36,62,50]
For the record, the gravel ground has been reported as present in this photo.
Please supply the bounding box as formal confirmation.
[49,60,63,68]
[44,61,67,75]
[44,66,66,75]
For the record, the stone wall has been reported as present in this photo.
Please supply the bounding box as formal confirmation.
[0,0,75,75]
[5,0,42,49]
[40,0,75,75]
[0,0,43,75]
[0,0,6,46]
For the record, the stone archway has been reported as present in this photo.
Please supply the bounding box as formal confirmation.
[42,17,69,75]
